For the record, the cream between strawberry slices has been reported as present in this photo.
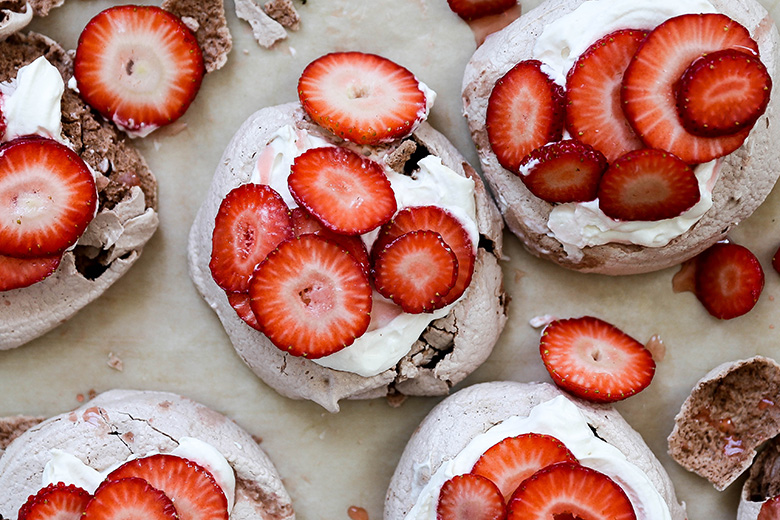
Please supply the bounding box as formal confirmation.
[249,124,479,377]
[405,395,672,520]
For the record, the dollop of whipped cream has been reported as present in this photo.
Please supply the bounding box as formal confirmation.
[404,395,672,520]
[249,124,478,377]
[42,437,237,511]
[0,56,65,142]
[526,0,720,259]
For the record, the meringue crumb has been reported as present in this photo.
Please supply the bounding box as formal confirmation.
[107,352,124,372]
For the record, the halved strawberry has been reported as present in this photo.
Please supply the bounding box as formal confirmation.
[107,454,228,520]
[209,183,293,293]
[372,205,474,307]
[486,60,565,172]
[694,242,764,320]
[82,477,177,520]
[565,29,647,162]
[677,48,772,137]
[74,5,204,136]
[621,13,759,164]
[227,291,262,331]
[288,146,397,235]
[248,234,372,358]
[371,230,458,314]
[437,474,506,520]
[597,148,700,221]
[446,0,516,21]
[471,433,578,501]
[507,462,636,520]
[0,137,97,258]
[17,483,91,520]
[517,139,607,203]
[297,52,427,145]
[0,253,61,291]
[290,207,370,274]
[758,494,780,520]
[539,316,656,402]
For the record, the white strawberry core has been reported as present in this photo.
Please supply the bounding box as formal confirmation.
[115,47,166,94]
[3,171,69,233]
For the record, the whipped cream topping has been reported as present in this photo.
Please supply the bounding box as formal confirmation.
[0,56,65,142]
[248,124,478,377]
[526,0,721,258]
[404,395,672,520]
[42,437,237,511]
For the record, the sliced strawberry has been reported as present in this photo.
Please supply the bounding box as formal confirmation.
[0,253,61,291]
[372,206,474,307]
[290,207,370,274]
[677,48,772,137]
[437,474,506,520]
[565,29,647,162]
[17,483,91,520]
[371,230,458,314]
[0,92,6,141]
[759,494,780,520]
[597,148,700,221]
[288,146,397,235]
[539,316,656,403]
[297,52,427,145]
[248,234,372,358]
[74,5,204,136]
[486,60,565,172]
[227,292,262,331]
[517,139,607,203]
[446,0,516,21]
[107,454,228,520]
[773,244,780,276]
[621,13,759,164]
[82,478,177,520]
[694,242,764,320]
[471,433,578,501]
[209,183,293,293]
[0,137,97,258]
[507,462,636,520]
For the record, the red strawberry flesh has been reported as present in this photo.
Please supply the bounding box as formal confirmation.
[758,495,780,520]
[18,482,91,520]
[371,230,458,314]
[471,433,578,501]
[107,453,228,520]
[209,183,293,293]
[288,146,397,235]
[446,0,517,21]
[0,137,97,258]
[248,234,372,358]
[74,5,204,136]
[227,291,262,331]
[621,13,758,163]
[677,48,772,137]
[0,252,61,291]
[297,52,427,145]
[694,242,764,320]
[539,316,656,402]
[82,477,178,520]
[565,29,647,162]
[437,474,507,520]
[507,462,637,520]
[290,207,370,275]
[371,205,475,307]
[486,60,565,172]
[597,148,700,222]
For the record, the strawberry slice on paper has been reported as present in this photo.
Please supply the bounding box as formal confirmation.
[507,462,637,520]
[0,253,61,291]
[17,482,91,520]
[694,242,764,320]
[371,230,458,314]
[209,183,293,293]
[248,234,372,358]
[565,29,647,162]
[486,60,565,172]
[83,478,178,520]
[107,454,229,520]
[621,13,759,164]
[297,52,427,145]
[437,473,506,520]
[539,316,656,403]
[0,137,97,258]
[446,0,517,21]
[288,146,397,235]
[471,433,578,501]
[74,5,204,136]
